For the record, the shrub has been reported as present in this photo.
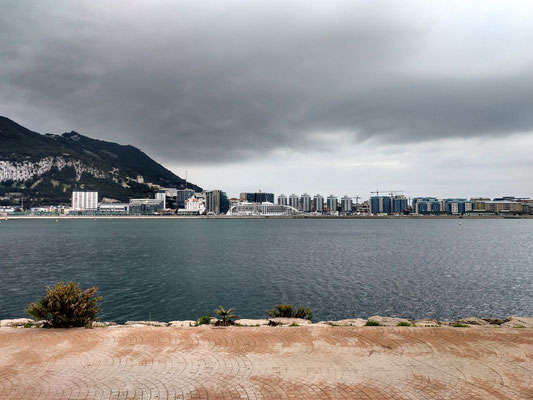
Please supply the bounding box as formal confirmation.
[215,306,238,326]
[196,315,212,326]
[289,323,300,327]
[365,320,382,326]
[397,321,411,327]
[26,281,101,328]
[265,304,313,321]
[451,323,469,328]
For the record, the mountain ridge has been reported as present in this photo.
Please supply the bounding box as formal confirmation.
[0,116,202,206]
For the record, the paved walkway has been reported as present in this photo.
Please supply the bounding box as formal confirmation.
[0,326,532,399]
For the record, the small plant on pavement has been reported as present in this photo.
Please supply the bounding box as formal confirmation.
[451,323,469,328]
[265,304,313,321]
[196,315,213,326]
[397,321,411,327]
[215,306,238,326]
[26,281,101,328]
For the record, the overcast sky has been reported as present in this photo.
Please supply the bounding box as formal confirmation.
[1,0,533,198]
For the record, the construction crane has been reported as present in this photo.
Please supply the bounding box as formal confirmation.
[371,190,393,197]
[388,190,404,197]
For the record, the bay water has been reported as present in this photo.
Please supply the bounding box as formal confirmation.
[0,218,531,323]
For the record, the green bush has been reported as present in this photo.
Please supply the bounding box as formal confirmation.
[196,315,212,326]
[365,320,382,326]
[265,304,313,321]
[26,281,101,328]
[397,321,411,327]
[451,323,469,328]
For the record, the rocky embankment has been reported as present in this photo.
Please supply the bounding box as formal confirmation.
[1,316,532,329]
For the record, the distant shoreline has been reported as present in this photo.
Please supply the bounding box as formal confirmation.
[2,214,532,220]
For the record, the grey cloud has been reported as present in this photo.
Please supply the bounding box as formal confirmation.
[1,1,533,166]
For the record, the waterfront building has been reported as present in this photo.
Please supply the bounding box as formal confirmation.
[129,198,164,213]
[370,196,391,214]
[313,194,324,213]
[327,195,338,214]
[470,197,491,210]
[412,197,442,214]
[289,194,299,210]
[357,201,370,215]
[240,192,274,203]
[370,195,408,214]
[444,199,474,215]
[392,195,409,214]
[277,194,288,206]
[227,202,300,216]
[97,203,129,214]
[341,196,352,214]
[483,201,523,213]
[300,193,311,212]
[206,190,221,214]
[177,209,200,216]
[155,189,167,209]
[185,196,206,214]
[71,190,98,211]
[493,196,529,202]
[0,206,16,215]
[30,205,67,215]
[177,189,195,208]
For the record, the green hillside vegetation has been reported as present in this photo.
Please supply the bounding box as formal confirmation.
[0,116,202,206]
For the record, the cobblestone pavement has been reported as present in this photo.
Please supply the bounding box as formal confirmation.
[0,326,532,399]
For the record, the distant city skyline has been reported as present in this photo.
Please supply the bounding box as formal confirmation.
[2,1,533,199]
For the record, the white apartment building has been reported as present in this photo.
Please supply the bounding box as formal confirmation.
[341,196,353,213]
[327,195,338,214]
[313,194,324,212]
[71,190,98,211]
[289,194,299,210]
[300,193,311,212]
[185,196,206,214]
[155,189,167,209]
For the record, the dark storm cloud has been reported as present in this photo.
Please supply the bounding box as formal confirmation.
[1,1,533,165]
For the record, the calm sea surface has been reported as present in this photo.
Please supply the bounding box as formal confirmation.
[0,218,531,323]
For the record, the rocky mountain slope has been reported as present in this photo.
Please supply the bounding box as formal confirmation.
[0,116,201,206]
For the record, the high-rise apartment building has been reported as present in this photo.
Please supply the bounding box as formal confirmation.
[177,189,195,208]
[392,195,409,214]
[444,199,474,215]
[240,192,274,203]
[300,193,311,212]
[341,196,352,213]
[71,190,98,211]
[206,190,221,214]
[289,194,299,209]
[313,194,324,212]
[155,189,167,209]
[370,196,390,214]
[277,194,288,205]
[412,197,442,214]
[327,195,338,214]
[370,195,408,214]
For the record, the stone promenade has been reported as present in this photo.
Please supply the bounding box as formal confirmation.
[0,326,532,399]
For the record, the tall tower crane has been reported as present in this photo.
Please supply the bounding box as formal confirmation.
[388,190,404,197]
